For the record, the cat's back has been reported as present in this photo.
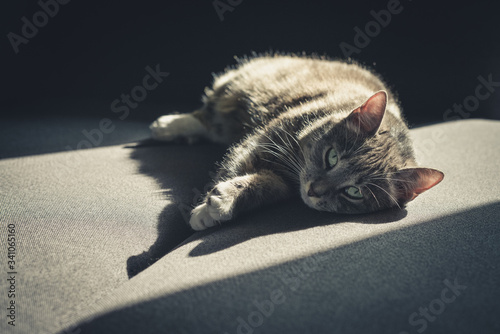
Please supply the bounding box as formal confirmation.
[224,55,383,91]
[209,55,400,124]
[213,55,395,110]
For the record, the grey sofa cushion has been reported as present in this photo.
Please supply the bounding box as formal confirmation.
[0,139,225,334]
[1,119,499,334]
[0,116,151,159]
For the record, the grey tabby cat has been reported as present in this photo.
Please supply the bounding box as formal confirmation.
[150,54,444,231]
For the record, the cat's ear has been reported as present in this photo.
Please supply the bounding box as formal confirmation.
[347,91,387,136]
[394,168,444,203]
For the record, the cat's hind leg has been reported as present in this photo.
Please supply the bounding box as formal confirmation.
[150,104,244,145]
[150,112,209,144]
[151,83,249,145]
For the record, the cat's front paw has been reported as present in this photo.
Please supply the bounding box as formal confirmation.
[189,203,218,231]
[188,181,238,230]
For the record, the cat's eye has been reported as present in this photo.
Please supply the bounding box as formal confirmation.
[344,186,363,200]
[325,148,338,169]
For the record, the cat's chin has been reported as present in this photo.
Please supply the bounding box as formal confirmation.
[300,187,337,213]
[300,189,321,211]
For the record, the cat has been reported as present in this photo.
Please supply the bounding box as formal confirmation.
[150,54,444,231]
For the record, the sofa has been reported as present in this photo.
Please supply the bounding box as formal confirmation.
[1,118,499,334]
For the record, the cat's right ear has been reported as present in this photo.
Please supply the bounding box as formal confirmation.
[346,91,387,136]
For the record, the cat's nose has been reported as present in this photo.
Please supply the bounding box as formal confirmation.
[307,184,320,197]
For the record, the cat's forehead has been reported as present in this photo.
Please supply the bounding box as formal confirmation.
[331,164,359,187]
[297,111,350,141]
[342,147,398,178]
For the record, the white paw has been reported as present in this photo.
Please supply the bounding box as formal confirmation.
[188,181,237,230]
[150,114,207,143]
[189,203,218,231]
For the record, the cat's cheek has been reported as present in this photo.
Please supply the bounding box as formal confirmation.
[302,194,340,213]
[299,183,313,207]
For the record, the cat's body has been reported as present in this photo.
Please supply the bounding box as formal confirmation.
[150,54,443,230]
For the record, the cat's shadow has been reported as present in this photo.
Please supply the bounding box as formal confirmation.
[185,198,407,257]
[125,139,226,278]
[126,140,407,276]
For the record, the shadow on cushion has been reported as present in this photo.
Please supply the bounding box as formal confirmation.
[67,202,500,334]
[125,141,226,277]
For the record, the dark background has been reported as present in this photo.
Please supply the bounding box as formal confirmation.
[1,0,499,157]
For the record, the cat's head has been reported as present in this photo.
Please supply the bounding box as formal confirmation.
[298,91,444,214]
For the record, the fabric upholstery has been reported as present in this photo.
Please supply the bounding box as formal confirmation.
[0,138,225,333]
[0,117,151,159]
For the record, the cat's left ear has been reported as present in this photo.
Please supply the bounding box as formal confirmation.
[394,167,444,203]
[347,91,387,136]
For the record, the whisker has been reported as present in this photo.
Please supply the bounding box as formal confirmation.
[261,145,301,174]
[344,126,348,153]
[351,139,370,156]
[369,171,404,177]
[367,182,401,209]
[364,184,381,208]
[262,133,303,173]
[282,128,305,164]
[274,134,300,168]
[260,145,302,176]
[349,129,360,154]
[261,158,300,182]
[369,177,415,184]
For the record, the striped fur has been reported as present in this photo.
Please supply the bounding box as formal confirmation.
[150,54,444,230]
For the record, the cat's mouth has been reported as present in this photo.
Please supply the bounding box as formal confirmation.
[300,181,321,209]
